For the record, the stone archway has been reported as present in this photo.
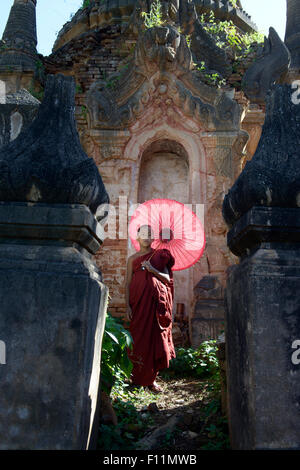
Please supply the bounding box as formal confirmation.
[137,139,191,322]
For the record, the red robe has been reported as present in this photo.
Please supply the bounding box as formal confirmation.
[128,249,176,386]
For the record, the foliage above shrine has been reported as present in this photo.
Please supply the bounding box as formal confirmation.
[133,1,264,89]
[52,0,265,95]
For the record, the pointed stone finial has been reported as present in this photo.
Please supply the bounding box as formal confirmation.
[0,0,38,73]
[0,74,109,215]
[223,83,300,231]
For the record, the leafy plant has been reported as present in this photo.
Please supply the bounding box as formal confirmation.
[165,341,220,379]
[185,34,191,48]
[200,10,264,57]
[195,60,226,88]
[141,0,164,29]
[101,313,133,393]
[98,393,154,450]
[201,399,230,450]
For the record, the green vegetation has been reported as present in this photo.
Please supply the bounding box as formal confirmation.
[0,41,8,51]
[29,77,44,101]
[82,0,91,8]
[105,76,119,90]
[200,11,264,59]
[98,313,154,450]
[75,83,83,94]
[188,11,265,88]
[97,332,229,451]
[104,63,130,90]
[81,105,88,120]
[98,389,156,450]
[101,313,133,394]
[141,0,164,29]
[164,341,220,379]
[194,61,226,88]
[201,400,230,450]
[229,0,238,8]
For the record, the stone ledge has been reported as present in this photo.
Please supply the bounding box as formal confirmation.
[0,202,104,254]
[227,206,300,257]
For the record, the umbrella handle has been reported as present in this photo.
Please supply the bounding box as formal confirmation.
[140,248,157,270]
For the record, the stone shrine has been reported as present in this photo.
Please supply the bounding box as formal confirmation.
[0,0,268,346]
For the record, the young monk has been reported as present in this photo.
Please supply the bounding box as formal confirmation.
[125,224,176,393]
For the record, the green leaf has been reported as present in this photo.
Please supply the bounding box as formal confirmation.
[105,330,119,344]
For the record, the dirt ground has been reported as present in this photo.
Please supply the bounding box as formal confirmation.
[108,374,230,451]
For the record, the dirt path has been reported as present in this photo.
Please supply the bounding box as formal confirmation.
[104,374,230,451]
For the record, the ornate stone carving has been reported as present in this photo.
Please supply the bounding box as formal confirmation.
[179,0,231,78]
[86,21,240,131]
[223,84,300,228]
[135,24,193,75]
[0,74,109,216]
[242,27,291,104]
[127,0,231,77]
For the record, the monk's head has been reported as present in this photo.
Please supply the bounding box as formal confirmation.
[136,224,154,249]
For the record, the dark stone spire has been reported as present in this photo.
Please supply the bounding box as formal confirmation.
[0,0,38,72]
[223,0,300,228]
[0,74,109,215]
[285,0,300,69]
[222,83,300,229]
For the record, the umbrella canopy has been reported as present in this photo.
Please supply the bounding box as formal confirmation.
[129,198,205,271]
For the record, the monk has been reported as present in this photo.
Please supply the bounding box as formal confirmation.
[125,224,176,393]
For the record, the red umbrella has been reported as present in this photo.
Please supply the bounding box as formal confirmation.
[129,198,205,271]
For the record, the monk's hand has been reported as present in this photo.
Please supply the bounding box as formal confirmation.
[141,260,154,272]
[126,306,133,321]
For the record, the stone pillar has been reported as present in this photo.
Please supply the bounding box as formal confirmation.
[0,74,110,449]
[225,207,300,449]
[223,83,300,449]
[0,203,108,449]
